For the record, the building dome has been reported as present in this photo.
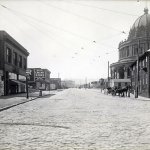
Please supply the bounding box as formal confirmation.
[128,8,150,40]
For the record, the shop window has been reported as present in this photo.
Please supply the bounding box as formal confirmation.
[6,48,12,63]
[19,75,26,81]
[9,72,17,80]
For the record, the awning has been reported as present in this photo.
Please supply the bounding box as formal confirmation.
[10,79,26,86]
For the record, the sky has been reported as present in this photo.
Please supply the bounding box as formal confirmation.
[0,0,149,82]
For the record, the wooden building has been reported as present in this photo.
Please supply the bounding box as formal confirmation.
[130,50,150,97]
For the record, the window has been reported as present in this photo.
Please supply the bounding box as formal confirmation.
[6,48,12,63]
[19,55,22,68]
[13,52,17,66]
[19,75,26,81]
[140,43,145,54]
[23,58,27,70]
[145,56,147,67]
[126,47,129,57]
[9,72,17,80]
[143,60,145,67]
[132,44,138,56]
[146,74,148,84]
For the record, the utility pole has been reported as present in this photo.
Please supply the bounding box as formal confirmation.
[135,41,140,98]
[108,61,110,87]
[85,77,87,89]
[26,76,29,99]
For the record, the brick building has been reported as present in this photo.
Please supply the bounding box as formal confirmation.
[0,31,29,96]
[27,68,51,90]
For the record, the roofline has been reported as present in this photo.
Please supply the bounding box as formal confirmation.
[0,31,29,56]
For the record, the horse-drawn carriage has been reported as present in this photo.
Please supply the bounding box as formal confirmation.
[106,79,131,97]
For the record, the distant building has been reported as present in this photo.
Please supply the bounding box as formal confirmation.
[91,81,100,88]
[50,78,61,90]
[0,31,29,96]
[27,68,51,90]
[61,80,75,89]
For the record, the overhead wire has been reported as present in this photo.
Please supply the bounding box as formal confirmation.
[0,2,125,61]
[0,3,75,51]
[39,1,126,34]
[64,1,139,17]
[0,3,124,51]
[0,3,82,50]
[0,11,35,47]
[0,3,111,49]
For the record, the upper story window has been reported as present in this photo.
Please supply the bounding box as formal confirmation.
[19,55,22,68]
[126,46,129,57]
[120,50,123,58]
[23,58,27,70]
[13,52,17,66]
[132,44,138,56]
[6,48,12,63]
[139,43,145,54]
[145,56,148,67]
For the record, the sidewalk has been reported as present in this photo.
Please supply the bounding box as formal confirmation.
[130,93,150,101]
[0,90,60,112]
[102,89,150,101]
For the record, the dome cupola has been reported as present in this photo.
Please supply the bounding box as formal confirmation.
[128,8,150,40]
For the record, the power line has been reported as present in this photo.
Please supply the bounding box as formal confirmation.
[0,3,72,50]
[0,2,126,56]
[40,1,126,34]
[0,3,126,50]
[0,3,93,44]
[64,1,139,17]
[0,3,117,48]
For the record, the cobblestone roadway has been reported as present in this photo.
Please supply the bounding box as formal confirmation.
[0,89,150,150]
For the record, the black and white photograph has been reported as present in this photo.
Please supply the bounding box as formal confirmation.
[0,0,150,149]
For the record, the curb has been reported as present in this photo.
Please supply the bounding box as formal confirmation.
[0,94,53,112]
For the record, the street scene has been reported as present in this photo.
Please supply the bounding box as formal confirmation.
[1,88,150,150]
[0,0,150,149]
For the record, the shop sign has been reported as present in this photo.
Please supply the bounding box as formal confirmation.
[35,69,45,78]
[26,69,34,81]
[26,69,32,75]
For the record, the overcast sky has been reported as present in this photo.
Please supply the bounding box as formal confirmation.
[0,0,149,82]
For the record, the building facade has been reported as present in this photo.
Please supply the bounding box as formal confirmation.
[110,8,150,94]
[130,51,150,97]
[27,68,51,90]
[61,80,75,89]
[0,31,29,96]
[50,78,61,90]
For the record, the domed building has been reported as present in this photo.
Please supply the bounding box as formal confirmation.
[110,8,150,97]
